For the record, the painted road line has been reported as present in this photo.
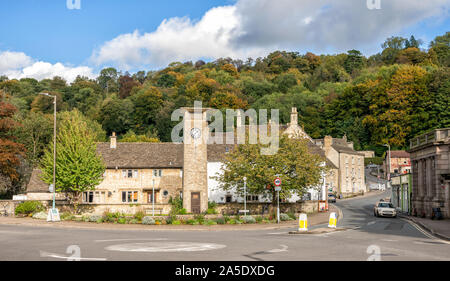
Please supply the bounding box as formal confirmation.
[367,221,376,226]
[267,245,288,253]
[403,218,450,245]
[95,238,168,243]
[105,241,226,252]
[39,251,107,261]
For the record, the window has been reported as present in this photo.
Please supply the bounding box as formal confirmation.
[225,195,232,203]
[82,191,106,204]
[122,191,138,203]
[123,170,138,178]
[246,195,259,202]
[153,169,162,177]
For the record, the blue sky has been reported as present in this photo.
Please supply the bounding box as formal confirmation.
[0,0,448,81]
[0,0,231,65]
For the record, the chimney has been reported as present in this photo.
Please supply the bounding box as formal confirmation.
[324,135,332,149]
[110,132,117,149]
[290,107,298,126]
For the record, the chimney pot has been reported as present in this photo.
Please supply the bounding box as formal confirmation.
[110,132,117,149]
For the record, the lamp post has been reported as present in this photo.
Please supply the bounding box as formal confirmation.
[384,144,391,181]
[243,177,247,215]
[152,178,155,217]
[39,93,59,221]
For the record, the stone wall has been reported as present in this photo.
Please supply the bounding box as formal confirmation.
[216,201,319,215]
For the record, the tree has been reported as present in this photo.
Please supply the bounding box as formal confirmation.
[40,110,105,212]
[344,50,365,74]
[215,135,328,209]
[97,94,134,135]
[130,86,163,133]
[13,111,53,165]
[0,97,25,196]
[430,32,450,67]
[118,75,140,99]
[120,130,159,143]
[97,67,118,93]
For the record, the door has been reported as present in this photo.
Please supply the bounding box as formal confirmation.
[191,192,201,214]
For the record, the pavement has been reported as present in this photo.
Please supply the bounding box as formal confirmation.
[0,191,449,261]
[399,215,450,241]
[0,205,338,231]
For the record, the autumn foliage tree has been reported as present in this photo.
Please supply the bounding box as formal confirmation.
[0,96,25,195]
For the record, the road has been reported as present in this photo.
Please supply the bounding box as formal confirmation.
[0,190,449,261]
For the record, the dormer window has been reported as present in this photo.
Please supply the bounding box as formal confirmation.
[153,169,162,177]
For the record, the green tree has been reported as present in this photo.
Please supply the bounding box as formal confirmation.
[14,111,53,165]
[40,110,105,211]
[215,135,328,208]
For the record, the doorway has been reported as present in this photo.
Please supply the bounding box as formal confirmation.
[191,192,201,214]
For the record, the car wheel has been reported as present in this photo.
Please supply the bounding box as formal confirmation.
[374,211,377,217]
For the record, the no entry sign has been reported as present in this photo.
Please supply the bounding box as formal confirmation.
[274,177,281,186]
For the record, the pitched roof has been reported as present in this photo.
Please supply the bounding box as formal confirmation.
[389,150,410,158]
[96,142,183,169]
[26,169,49,193]
[331,144,365,156]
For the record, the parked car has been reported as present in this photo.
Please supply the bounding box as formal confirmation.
[374,202,397,218]
[328,193,337,203]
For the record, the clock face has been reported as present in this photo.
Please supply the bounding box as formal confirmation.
[190,128,201,139]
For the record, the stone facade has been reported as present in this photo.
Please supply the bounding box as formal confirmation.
[182,107,209,213]
[409,128,450,218]
[314,135,366,196]
[383,150,411,178]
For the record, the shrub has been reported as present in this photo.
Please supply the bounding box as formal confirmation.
[216,217,226,224]
[15,201,45,215]
[60,212,74,221]
[172,220,182,225]
[134,211,145,221]
[228,219,236,224]
[255,216,263,223]
[207,201,218,214]
[89,215,102,223]
[287,212,296,220]
[194,214,205,224]
[142,216,155,225]
[169,196,184,215]
[204,219,217,225]
[242,216,256,224]
[206,208,217,214]
[117,217,127,224]
[129,219,139,224]
[280,213,290,221]
[186,219,198,225]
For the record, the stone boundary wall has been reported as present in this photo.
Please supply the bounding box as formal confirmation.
[8,200,320,217]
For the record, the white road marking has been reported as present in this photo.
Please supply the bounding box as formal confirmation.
[402,219,450,245]
[381,239,398,242]
[95,238,168,243]
[367,221,376,226]
[105,242,226,252]
[39,251,107,261]
[267,244,288,253]
[267,232,288,235]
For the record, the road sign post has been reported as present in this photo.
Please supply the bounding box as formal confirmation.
[274,177,281,224]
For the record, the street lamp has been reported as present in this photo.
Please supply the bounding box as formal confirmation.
[243,177,247,215]
[384,144,391,181]
[38,93,59,222]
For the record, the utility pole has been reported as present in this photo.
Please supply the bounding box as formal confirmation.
[384,144,391,181]
[243,177,247,215]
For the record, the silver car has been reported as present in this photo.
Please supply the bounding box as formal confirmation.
[374,202,397,218]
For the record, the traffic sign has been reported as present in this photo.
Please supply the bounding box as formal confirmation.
[274,177,281,186]
[275,186,281,192]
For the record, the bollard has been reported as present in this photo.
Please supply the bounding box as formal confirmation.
[298,213,308,231]
[328,212,337,228]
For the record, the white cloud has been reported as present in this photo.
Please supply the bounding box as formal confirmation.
[0,51,33,73]
[91,0,450,70]
[0,51,95,83]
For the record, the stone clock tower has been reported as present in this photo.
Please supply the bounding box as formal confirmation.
[182,107,209,213]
